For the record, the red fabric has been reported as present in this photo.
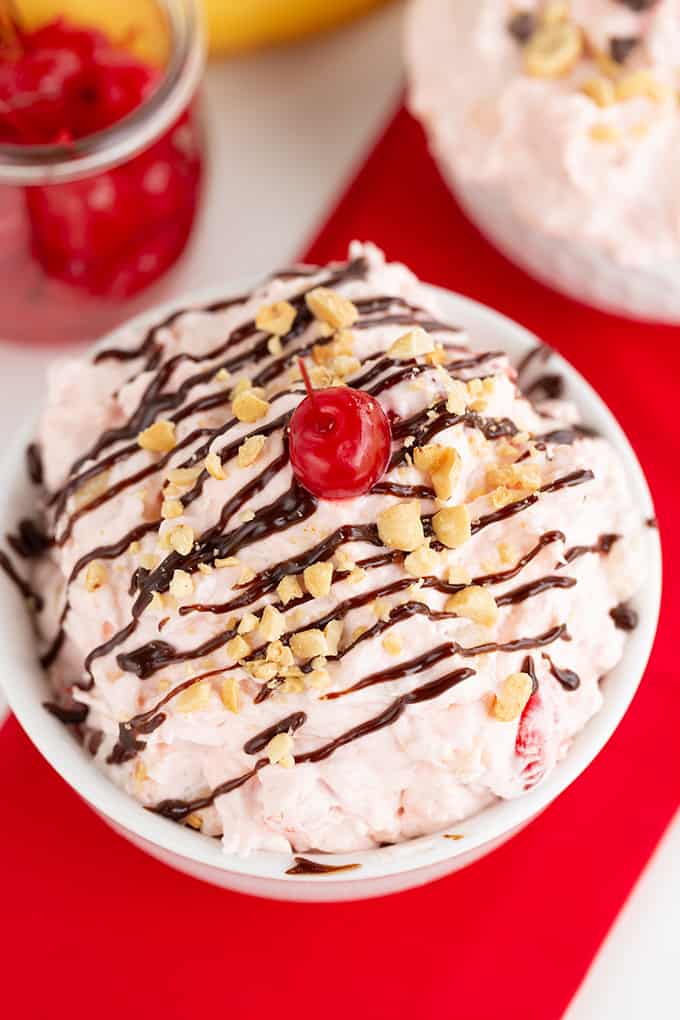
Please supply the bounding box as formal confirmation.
[1,106,678,1020]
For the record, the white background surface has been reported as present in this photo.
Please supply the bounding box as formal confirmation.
[0,3,677,1015]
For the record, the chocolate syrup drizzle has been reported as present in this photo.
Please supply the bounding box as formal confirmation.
[542,653,581,692]
[7,253,631,837]
[285,857,361,876]
[610,603,639,631]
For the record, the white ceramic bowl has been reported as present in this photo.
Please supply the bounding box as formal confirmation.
[0,283,661,902]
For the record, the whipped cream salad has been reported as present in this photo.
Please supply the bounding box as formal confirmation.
[407,0,680,320]
[7,244,646,854]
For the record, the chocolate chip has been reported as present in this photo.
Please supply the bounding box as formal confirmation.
[609,36,640,63]
[508,11,535,44]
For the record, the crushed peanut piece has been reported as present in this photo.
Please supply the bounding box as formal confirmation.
[305,286,358,329]
[414,444,461,500]
[137,420,176,453]
[580,76,616,108]
[447,564,472,585]
[260,604,285,641]
[377,499,425,552]
[307,669,330,690]
[248,661,279,682]
[267,641,293,666]
[215,368,231,385]
[616,70,672,104]
[524,20,583,79]
[277,575,303,604]
[388,327,435,360]
[176,680,211,713]
[347,566,366,585]
[139,553,158,570]
[85,561,107,592]
[487,463,541,492]
[290,629,327,660]
[166,466,202,486]
[215,556,239,568]
[491,485,528,509]
[445,378,468,415]
[445,586,498,628]
[168,524,194,556]
[324,619,343,656]
[432,505,471,549]
[382,633,403,656]
[238,612,259,635]
[331,354,361,379]
[237,565,256,584]
[185,813,203,830]
[493,672,534,722]
[267,336,283,356]
[161,498,183,520]
[205,451,227,480]
[404,543,440,578]
[256,300,296,336]
[238,434,266,468]
[169,569,194,599]
[226,635,250,661]
[304,561,333,598]
[589,123,621,143]
[232,389,270,423]
[266,732,295,768]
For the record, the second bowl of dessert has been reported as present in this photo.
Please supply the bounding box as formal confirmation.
[406,0,680,323]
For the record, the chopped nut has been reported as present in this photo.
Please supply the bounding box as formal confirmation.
[580,76,616,108]
[305,286,358,329]
[161,498,183,520]
[447,564,472,585]
[185,813,203,830]
[248,660,279,682]
[543,1,569,24]
[238,612,259,635]
[256,300,297,336]
[307,669,330,690]
[309,365,336,389]
[85,561,107,592]
[166,466,202,486]
[260,604,285,641]
[74,470,111,510]
[215,367,231,386]
[377,500,425,552]
[616,70,672,104]
[267,335,283,356]
[139,553,158,570]
[432,505,471,549]
[347,566,366,585]
[324,619,343,656]
[491,485,527,509]
[205,451,226,480]
[238,434,266,468]
[304,561,333,598]
[524,21,583,78]
[277,575,303,605]
[290,629,327,660]
[137,420,176,453]
[373,598,391,622]
[493,672,534,722]
[215,556,239,568]
[169,569,194,598]
[168,524,194,556]
[232,389,270,423]
[382,633,403,656]
[226,635,250,660]
[266,732,295,768]
[331,354,361,379]
[266,640,293,666]
[239,510,255,524]
[198,563,213,576]
[445,379,468,415]
[237,566,256,585]
[404,543,440,578]
[486,463,541,492]
[414,444,461,500]
[388,327,435,360]
[445,586,498,627]
[176,680,211,713]
[589,123,621,143]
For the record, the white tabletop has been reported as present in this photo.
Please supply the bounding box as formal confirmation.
[0,4,677,1014]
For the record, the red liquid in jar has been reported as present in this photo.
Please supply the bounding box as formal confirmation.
[0,18,203,345]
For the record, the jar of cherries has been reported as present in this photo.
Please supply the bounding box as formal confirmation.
[0,0,204,345]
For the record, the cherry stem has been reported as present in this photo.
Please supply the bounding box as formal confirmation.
[298,356,319,411]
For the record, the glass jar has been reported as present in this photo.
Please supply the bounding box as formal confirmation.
[0,0,205,346]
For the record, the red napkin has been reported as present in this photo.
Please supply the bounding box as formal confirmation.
[2,106,678,1020]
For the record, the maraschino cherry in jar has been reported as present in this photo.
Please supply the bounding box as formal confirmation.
[0,0,204,345]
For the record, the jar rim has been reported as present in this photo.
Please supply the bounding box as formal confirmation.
[0,0,204,185]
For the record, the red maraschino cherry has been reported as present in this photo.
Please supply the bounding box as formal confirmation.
[289,359,391,500]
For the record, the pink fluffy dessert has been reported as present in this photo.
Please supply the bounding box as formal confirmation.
[406,0,680,322]
[15,243,645,855]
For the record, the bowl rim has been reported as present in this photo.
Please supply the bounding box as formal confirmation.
[0,279,662,885]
